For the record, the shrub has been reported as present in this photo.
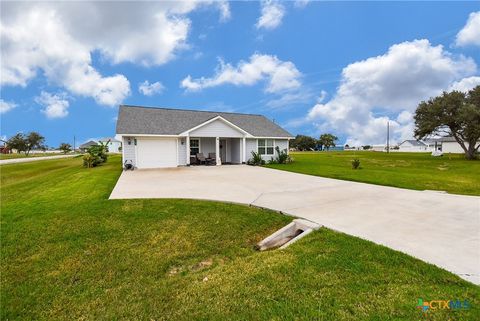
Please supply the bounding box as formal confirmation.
[274,146,292,164]
[351,158,360,169]
[247,151,265,166]
[83,141,109,168]
[83,154,98,168]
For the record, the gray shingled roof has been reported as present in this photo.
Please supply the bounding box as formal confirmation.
[399,140,427,146]
[116,105,293,137]
[79,140,98,148]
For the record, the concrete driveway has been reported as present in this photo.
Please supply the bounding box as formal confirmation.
[110,165,480,284]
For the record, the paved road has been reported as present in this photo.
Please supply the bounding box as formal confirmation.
[0,154,79,165]
[109,165,480,284]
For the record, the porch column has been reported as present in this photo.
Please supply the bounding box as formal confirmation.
[242,137,246,163]
[186,135,190,165]
[216,137,221,165]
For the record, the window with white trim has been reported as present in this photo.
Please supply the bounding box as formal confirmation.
[258,139,274,155]
[190,138,200,155]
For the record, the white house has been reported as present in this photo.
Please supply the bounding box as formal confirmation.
[99,137,122,153]
[397,140,431,152]
[115,105,294,169]
[440,136,479,153]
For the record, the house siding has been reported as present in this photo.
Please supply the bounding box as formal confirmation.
[190,119,244,138]
[178,137,187,165]
[199,137,216,157]
[230,138,241,164]
[245,139,289,162]
[122,136,136,167]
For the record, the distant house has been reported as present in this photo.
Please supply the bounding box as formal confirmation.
[98,137,122,153]
[397,140,430,152]
[0,145,11,154]
[79,140,98,152]
[439,137,480,153]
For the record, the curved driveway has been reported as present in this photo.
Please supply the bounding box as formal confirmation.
[109,165,480,284]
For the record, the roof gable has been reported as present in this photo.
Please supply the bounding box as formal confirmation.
[116,105,293,138]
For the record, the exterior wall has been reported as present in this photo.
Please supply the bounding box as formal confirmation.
[397,142,428,152]
[199,137,215,157]
[230,138,241,164]
[442,141,467,153]
[245,138,289,162]
[178,137,187,165]
[276,139,288,153]
[122,136,136,167]
[246,139,257,161]
[103,141,122,153]
[190,119,244,138]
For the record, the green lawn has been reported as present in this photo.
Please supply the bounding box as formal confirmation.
[265,151,480,196]
[1,156,478,320]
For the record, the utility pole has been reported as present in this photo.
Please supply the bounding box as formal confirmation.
[73,135,76,152]
[386,121,390,153]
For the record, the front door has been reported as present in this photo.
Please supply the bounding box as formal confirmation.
[220,139,227,163]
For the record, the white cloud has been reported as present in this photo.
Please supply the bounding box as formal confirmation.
[256,0,285,30]
[0,1,226,106]
[35,91,70,119]
[217,1,231,22]
[307,39,477,145]
[181,53,302,93]
[0,99,17,114]
[456,11,480,47]
[294,0,310,9]
[448,76,480,92]
[138,81,165,96]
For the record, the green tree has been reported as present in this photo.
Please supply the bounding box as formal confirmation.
[59,143,72,154]
[6,133,27,154]
[414,86,480,160]
[25,132,45,156]
[290,135,317,151]
[318,133,338,151]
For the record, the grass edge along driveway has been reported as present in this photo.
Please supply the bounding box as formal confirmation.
[1,156,479,320]
[265,151,480,196]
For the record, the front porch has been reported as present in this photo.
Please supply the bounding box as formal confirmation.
[187,137,246,166]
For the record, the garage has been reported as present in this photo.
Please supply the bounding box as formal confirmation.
[136,138,177,169]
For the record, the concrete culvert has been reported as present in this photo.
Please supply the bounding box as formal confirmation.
[256,219,322,251]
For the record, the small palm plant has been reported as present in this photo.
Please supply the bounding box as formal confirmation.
[351,158,360,169]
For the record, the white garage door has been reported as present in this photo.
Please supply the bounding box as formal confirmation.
[137,138,177,168]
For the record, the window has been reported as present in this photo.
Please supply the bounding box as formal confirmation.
[190,138,200,155]
[258,139,274,155]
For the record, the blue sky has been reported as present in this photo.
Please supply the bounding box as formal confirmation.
[1,1,479,147]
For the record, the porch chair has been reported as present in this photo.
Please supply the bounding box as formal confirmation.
[196,153,207,165]
[207,153,216,165]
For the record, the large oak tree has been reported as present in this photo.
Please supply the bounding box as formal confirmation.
[414,86,480,160]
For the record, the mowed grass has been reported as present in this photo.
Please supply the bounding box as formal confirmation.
[266,151,480,195]
[1,156,479,320]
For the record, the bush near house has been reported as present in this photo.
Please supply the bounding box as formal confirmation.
[247,151,265,166]
[83,141,109,168]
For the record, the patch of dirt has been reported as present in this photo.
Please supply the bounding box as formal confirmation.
[191,258,213,271]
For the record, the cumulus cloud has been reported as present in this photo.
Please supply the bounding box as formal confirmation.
[448,76,480,92]
[307,39,477,145]
[35,91,70,119]
[0,99,17,114]
[181,53,302,93]
[256,0,285,30]
[456,11,480,47]
[138,81,165,96]
[0,1,226,106]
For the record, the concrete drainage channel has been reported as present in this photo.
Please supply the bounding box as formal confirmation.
[256,219,322,251]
